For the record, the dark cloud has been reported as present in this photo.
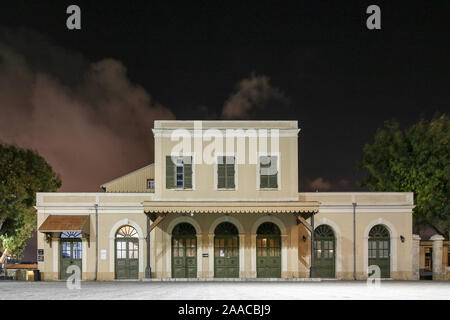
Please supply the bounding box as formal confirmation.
[0,28,174,191]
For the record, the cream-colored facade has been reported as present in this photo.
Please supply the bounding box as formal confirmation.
[36,120,416,280]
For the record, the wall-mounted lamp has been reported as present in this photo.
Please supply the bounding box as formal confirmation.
[302,235,307,242]
[189,212,194,217]
[400,235,405,243]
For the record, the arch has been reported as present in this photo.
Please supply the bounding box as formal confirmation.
[209,215,245,235]
[167,216,202,235]
[109,218,144,239]
[315,218,343,274]
[257,222,281,235]
[172,222,197,236]
[61,231,82,238]
[109,218,145,274]
[363,218,398,276]
[251,215,287,236]
[116,225,139,238]
[215,222,239,235]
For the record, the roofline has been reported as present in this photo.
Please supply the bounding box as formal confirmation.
[100,163,154,188]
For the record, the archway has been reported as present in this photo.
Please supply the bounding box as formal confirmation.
[60,231,82,280]
[172,223,197,278]
[256,222,281,278]
[214,222,239,278]
[368,224,391,278]
[314,225,336,278]
[115,225,139,279]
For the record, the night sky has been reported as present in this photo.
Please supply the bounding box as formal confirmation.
[0,1,448,192]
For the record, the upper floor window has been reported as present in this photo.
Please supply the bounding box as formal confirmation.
[166,156,192,189]
[147,179,154,189]
[217,156,235,189]
[259,155,278,189]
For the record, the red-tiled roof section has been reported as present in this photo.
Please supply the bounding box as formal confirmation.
[38,215,89,233]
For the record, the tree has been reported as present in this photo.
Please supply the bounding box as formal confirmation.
[359,114,449,237]
[0,143,61,259]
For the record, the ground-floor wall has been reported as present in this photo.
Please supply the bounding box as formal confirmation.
[38,210,415,281]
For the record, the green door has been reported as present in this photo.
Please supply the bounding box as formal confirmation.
[115,226,139,279]
[256,222,281,278]
[214,222,239,278]
[368,225,390,278]
[60,232,82,280]
[314,225,335,278]
[172,223,197,278]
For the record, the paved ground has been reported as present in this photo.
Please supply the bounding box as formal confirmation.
[0,280,449,300]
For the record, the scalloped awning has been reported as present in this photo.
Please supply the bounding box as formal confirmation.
[143,201,319,214]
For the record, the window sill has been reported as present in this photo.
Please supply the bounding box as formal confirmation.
[216,188,236,191]
[169,188,194,191]
[258,188,280,191]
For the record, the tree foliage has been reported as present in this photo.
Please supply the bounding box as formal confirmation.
[0,143,61,259]
[359,115,449,236]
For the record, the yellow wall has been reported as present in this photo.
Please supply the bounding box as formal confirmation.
[102,164,154,193]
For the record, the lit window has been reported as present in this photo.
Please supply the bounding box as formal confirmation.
[147,179,154,189]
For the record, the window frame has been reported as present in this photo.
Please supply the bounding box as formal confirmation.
[214,153,237,190]
[166,153,195,190]
[147,179,155,190]
[256,152,281,191]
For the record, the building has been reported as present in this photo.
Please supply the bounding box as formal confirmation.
[36,120,417,280]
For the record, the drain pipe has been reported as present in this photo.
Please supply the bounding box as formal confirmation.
[94,203,98,281]
[310,213,315,278]
[352,202,357,280]
[145,213,151,278]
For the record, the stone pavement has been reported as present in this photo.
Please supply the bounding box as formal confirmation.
[0,280,449,300]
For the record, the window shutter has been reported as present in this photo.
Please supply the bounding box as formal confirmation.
[260,175,269,188]
[166,156,175,189]
[217,162,226,189]
[226,163,235,188]
[183,156,192,189]
[268,174,278,188]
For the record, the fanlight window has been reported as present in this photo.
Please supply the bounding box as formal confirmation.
[214,222,238,235]
[172,223,196,236]
[116,225,138,238]
[257,222,281,235]
[369,225,390,238]
[61,231,82,238]
[314,225,335,238]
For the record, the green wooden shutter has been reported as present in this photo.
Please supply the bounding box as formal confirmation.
[268,174,278,188]
[226,163,235,188]
[260,175,269,188]
[166,156,175,189]
[268,156,278,188]
[184,156,192,189]
[218,158,226,188]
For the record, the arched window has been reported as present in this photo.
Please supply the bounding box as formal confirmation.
[369,225,390,238]
[173,223,196,236]
[214,222,239,235]
[116,225,138,238]
[61,231,82,238]
[257,222,281,235]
